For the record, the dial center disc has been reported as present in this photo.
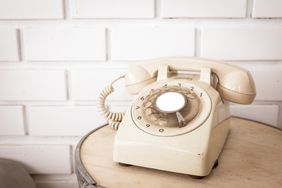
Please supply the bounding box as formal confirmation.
[155,92,186,113]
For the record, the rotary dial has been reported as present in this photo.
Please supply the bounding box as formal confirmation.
[131,79,211,136]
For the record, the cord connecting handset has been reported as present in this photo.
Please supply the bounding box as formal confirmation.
[98,75,125,130]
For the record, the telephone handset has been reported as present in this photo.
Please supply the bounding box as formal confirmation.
[98,57,256,177]
[124,57,256,104]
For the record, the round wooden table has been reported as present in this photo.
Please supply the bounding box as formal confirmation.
[75,117,282,188]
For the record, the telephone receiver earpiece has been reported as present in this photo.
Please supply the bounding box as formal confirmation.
[124,57,256,104]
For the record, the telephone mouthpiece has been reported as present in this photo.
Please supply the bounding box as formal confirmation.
[125,65,155,94]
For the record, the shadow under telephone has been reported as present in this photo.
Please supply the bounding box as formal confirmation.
[98,57,256,177]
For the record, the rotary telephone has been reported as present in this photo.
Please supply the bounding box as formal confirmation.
[98,57,256,177]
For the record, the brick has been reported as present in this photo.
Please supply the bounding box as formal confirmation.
[230,105,279,127]
[0,70,66,100]
[24,27,105,61]
[236,63,282,101]
[161,0,246,18]
[0,145,71,174]
[70,67,131,101]
[0,28,19,61]
[201,27,282,60]
[0,106,25,135]
[73,0,154,18]
[250,66,282,101]
[111,26,195,60]
[27,106,106,136]
[253,0,282,18]
[0,0,63,19]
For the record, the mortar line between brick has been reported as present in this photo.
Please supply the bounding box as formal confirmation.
[65,69,71,101]
[105,28,111,61]
[16,29,24,62]
[22,105,29,135]
[63,0,71,20]
[194,28,201,57]
[247,0,254,18]
[155,0,160,18]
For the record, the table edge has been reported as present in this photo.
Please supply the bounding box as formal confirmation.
[75,124,108,188]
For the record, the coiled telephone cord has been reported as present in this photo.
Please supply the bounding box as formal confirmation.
[98,75,125,130]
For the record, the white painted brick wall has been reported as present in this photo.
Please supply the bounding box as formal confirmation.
[0,0,64,19]
[230,105,279,126]
[247,64,282,101]
[232,62,282,101]
[200,27,282,60]
[0,106,25,135]
[73,0,154,18]
[24,27,106,61]
[0,70,66,100]
[70,66,131,100]
[111,26,195,60]
[27,106,106,136]
[253,0,282,18]
[161,0,247,18]
[0,1,281,188]
[0,28,19,61]
[0,145,71,174]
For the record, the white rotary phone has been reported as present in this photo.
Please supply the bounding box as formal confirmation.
[98,57,256,177]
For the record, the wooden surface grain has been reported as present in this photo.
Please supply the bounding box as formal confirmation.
[79,117,282,188]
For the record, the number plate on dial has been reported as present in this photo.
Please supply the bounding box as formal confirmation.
[131,79,212,136]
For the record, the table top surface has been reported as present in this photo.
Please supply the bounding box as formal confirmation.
[79,117,282,188]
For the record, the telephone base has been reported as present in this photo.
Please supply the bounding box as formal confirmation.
[189,160,218,178]
[113,114,231,176]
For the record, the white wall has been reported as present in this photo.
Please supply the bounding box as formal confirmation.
[0,0,281,187]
